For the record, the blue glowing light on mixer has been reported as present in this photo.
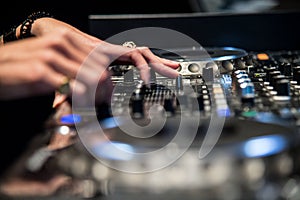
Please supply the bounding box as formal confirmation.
[99,117,120,129]
[242,134,287,158]
[217,108,231,117]
[60,114,82,124]
[92,141,135,161]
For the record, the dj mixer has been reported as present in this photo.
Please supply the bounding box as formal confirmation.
[10,11,300,200]
[31,46,299,200]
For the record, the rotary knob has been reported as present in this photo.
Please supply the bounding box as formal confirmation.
[188,63,200,73]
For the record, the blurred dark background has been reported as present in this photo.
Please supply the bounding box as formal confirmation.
[1,0,300,35]
[0,0,194,34]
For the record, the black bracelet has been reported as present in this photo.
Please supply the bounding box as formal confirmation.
[2,26,17,43]
[19,11,53,39]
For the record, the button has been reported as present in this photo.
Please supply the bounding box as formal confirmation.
[188,63,200,73]
[257,53,269,60]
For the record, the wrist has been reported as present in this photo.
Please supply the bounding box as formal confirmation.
[1,11,53,44]
[19,11,53,39]
[1,26,17,44]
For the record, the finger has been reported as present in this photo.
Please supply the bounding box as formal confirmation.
[47,52,81,78]
[34,47,97,86]
[137,47,179,78]
[149,62,179,79]
[139,47,179,78]
[52,91,69,108]
[0,62,70,99]
[42,68,72,91]
[5,36,87,80]
[71,70,112,107]
[158,57,181,69]
[126,49,151,84]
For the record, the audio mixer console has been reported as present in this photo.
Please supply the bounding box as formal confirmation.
[42,46,300,199]
[2,11,300,200]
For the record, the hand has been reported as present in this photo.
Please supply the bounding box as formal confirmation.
[0,17,180,104]
[30,18,180,83]
[0,33,104,101]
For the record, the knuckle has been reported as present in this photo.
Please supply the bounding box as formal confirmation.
[128,49,142,59]
[138,46,150,51]
[28,61,49,81]
[53,29,69,40]
[44,32,68,47]
[38,49,57,63]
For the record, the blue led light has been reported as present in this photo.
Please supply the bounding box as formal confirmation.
[60,114,81,124]
[242,134,287,158]
[217,108,231,117]
[213,55,238,61]
[91,141,135,161]
[99,117,119,129]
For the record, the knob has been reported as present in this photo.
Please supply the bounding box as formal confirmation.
[188,63,200,73]
[278,63,292,76]
[270,74,286,88]
[234,59,246,69]
[221,60,234,73]
[267,71,281,83]
[275,79,290,96]
[265,67,277,82]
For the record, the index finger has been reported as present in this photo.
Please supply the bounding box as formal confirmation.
[137,47,180,78]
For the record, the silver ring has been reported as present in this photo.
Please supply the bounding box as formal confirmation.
[122,41,137,48]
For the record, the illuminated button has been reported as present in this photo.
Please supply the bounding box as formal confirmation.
[241,82,255,98]
[60,114,82,124]
[236,74,248,79]
[217,107,231,117]
[234,70,247,76]
[242,134,287,158]
[242,110,257,118]
[238,78,251,84]
[257,53,269,61]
